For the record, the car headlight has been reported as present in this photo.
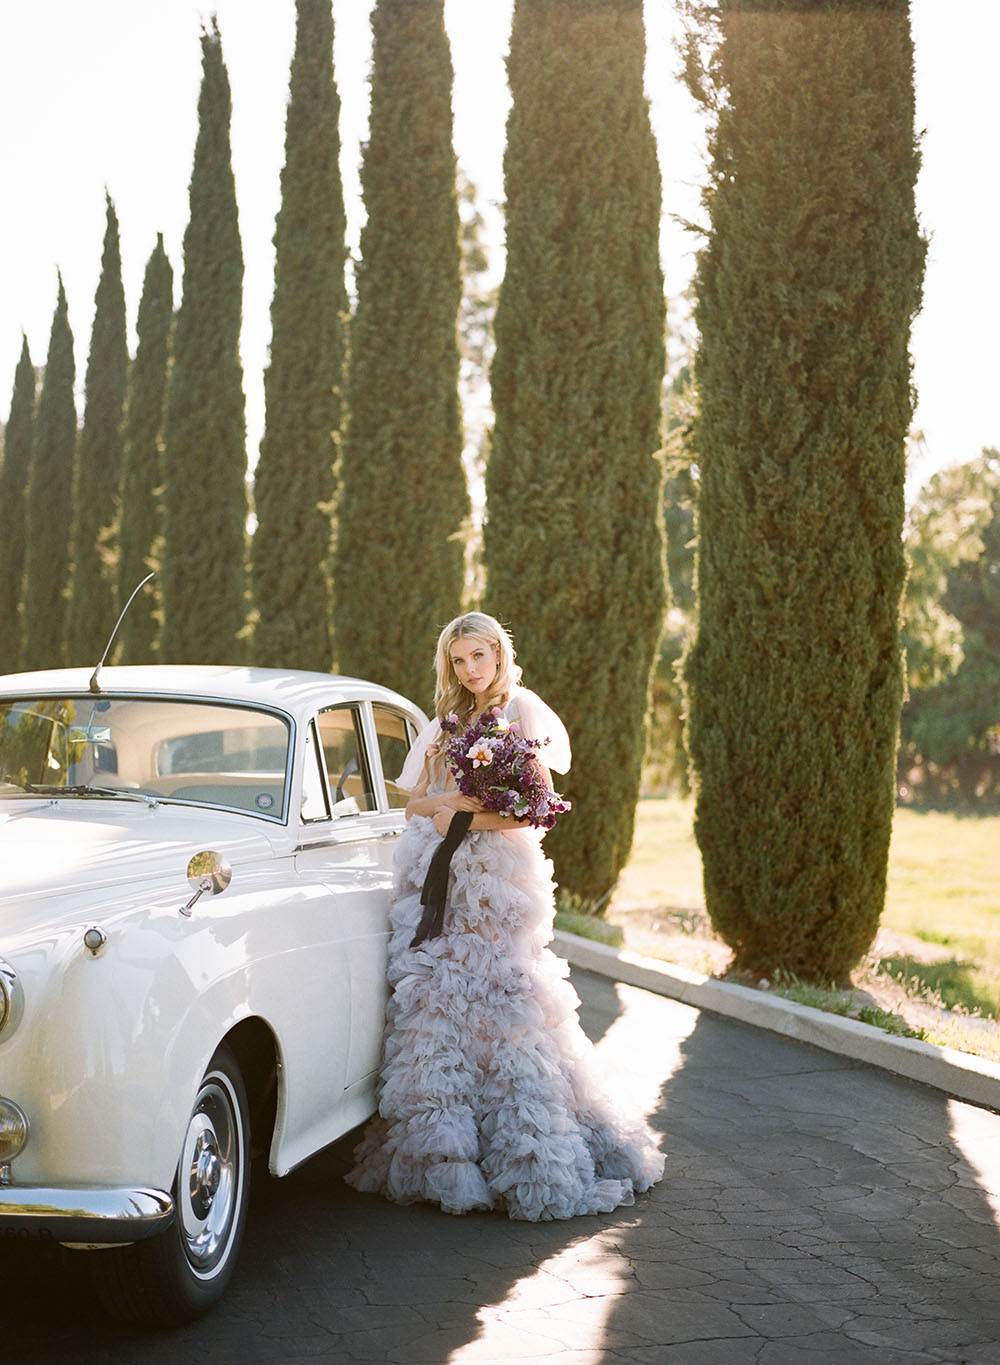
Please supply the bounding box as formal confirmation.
[0,959,23,1038]
[0,1097,29,1170]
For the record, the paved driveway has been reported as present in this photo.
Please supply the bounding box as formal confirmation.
[4,968,1000,1362]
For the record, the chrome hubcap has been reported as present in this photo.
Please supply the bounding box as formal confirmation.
[190,1123,222,1216]
[178,1072,243,1275]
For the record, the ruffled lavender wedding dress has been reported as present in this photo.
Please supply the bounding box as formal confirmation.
[345,688,665,1222]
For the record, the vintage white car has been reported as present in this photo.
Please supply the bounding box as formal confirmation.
[0,664,426,1323]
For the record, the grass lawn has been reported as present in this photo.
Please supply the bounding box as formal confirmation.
[612,798,705,916]
[608,797,1000,1021]
[881,807,1000,1019]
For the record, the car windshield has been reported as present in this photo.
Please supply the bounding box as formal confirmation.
[0,695,291,820]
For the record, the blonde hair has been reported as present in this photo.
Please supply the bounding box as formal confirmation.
[434,612,522,722]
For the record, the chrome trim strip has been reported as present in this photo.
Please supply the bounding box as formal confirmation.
[0,1184,174,1242]
[295,827,404,852]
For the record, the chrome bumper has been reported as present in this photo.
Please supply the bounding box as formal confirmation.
[0,1183,174,1243]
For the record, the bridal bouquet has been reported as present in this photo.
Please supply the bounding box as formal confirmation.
[410,706,571,946]
[437,707,571,831]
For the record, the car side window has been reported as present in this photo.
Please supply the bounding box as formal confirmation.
[373,706,415,811]
[316,706,375,815]
[300,720,331,822]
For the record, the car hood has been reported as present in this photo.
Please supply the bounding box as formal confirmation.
[0,799,280,933]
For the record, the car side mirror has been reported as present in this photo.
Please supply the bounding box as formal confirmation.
[180,850,233,918]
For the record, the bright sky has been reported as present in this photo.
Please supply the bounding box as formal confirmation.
[0,0,996,505]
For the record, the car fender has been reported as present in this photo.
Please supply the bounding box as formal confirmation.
[0,866,346,1191]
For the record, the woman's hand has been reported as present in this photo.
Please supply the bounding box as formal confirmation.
[433,807,455,837]
[408,789,485,822]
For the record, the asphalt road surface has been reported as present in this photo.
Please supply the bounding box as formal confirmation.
[4,967,1000,1363]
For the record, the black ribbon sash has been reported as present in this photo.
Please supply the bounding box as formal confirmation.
[411,809,474,947]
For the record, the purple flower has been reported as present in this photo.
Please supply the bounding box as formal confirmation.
[437,708,571,831]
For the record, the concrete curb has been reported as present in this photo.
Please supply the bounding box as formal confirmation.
[553,929,1000,1113]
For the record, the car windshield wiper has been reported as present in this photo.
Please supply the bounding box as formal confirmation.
[20,782,159,807]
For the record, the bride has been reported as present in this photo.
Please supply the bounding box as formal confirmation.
[345,611,665,1220]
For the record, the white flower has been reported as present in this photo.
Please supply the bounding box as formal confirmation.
[466,742,494,767]
[493,717,511,733]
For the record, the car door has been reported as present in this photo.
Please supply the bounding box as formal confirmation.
[295,703,402,1094]
[339,702,418,1083]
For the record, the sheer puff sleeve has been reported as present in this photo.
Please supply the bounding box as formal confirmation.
[396,717,441,791]
[507,687,572,775]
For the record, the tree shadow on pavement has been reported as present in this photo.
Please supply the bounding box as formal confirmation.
[598,1001,1000,1362]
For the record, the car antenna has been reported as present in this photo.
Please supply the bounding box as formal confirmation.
[89,572,156,694]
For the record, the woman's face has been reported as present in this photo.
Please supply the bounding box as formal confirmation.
[449,634,499,700]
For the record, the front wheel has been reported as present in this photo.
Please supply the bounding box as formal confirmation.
[91,1043,251,1325]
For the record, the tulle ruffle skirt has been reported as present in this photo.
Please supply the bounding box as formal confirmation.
[345,816,665,1221]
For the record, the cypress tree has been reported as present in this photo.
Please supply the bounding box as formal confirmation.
[681,1,926,981]
[66,192,128,663]
[333,0,467,708]
[116,235,174,664]
[22,276,76,670]
[161,20,248,663]
[0,338,36,670]
[252,0,346,671]
[485,0,665,906]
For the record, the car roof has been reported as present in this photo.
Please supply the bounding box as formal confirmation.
[0,665,423,722]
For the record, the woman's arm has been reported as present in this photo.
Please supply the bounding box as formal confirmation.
[405,781,437,820]
[432,806,525,835]
[406,777,483,821]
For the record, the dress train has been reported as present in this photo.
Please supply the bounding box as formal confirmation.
[346,812,666,1221]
